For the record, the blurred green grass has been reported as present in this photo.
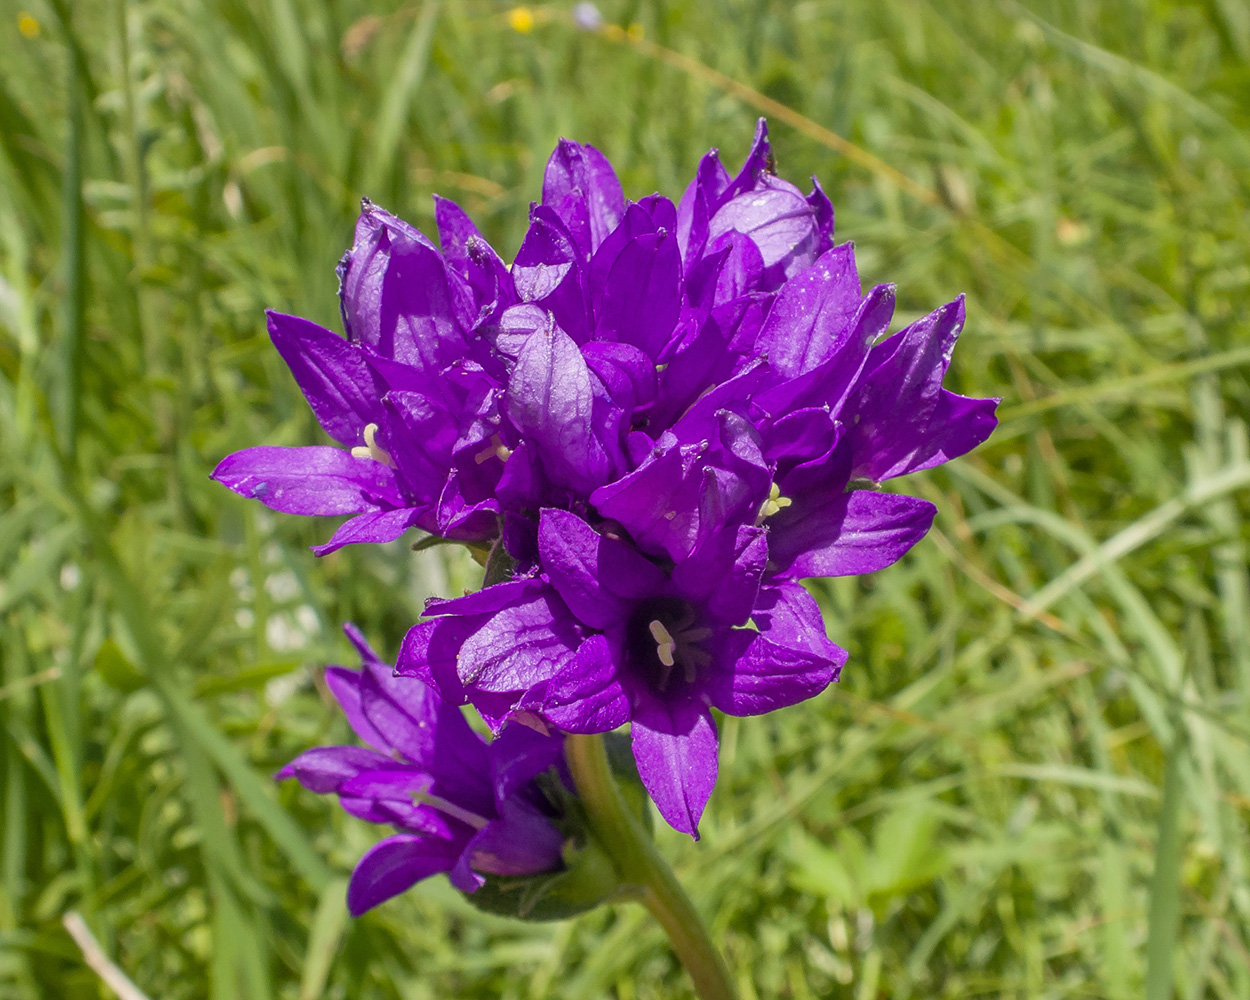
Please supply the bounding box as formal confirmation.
[2,0,1249,997]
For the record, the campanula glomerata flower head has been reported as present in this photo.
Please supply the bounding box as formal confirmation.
[219,120,998,845]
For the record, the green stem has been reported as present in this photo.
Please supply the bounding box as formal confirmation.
[564,733,737,1000]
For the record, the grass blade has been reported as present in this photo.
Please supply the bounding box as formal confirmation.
[362,0,441,197]
[298,878,349,1000]
[1145,728,1187,1000]
[58,19,85,463]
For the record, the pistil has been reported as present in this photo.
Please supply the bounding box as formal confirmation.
[411,790,490,830]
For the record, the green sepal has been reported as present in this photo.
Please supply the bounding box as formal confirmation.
[481,535,517,585]
[411,532,493,564]
[458,731,650,921]
[461,835,624,921]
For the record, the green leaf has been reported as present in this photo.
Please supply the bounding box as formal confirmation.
[93,639,145,694]
[194,660,299,698]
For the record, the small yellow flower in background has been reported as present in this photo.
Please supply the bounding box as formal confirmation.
[17,12,41,38]
[1055,217,1090,246]
[626,22,644,42]
[507,6,535,34]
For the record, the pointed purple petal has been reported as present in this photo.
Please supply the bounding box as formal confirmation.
[695,409,772,532]
[710,582,845,715]
[212,446,403,516]
[844,297,975,481]
[670,361,771,445]
[754,244,862,378]
[280,745,391,793]
[310,507,426,556]
[488,723,565,803]
[542,139,626,254]
[382,389,461,503]
[506,319,611,495]
[466,799,566,878]
[768,490,936,579]
[672,525,766,625]
[710,625,845,720]
[537,634,630,734]
[581,341,658,414]
[267,311,382,447]
[433,195,516,320]
[433,473,500,541]
[341,211,471,367]
[631,696,718,838]
[636,193,678,233]
[356,664,494,816]
[590,440,705,562]
[397,615,487,708]
[358,659,488,771]
[456,589,583,694]
[755,282,895,419]
[708,231,764,303]
[538,508,667,629]
[762,407,838,476]
[592,231,683,359]
[708,583,844,716]
[806,176,835,252]
[722,118,771,202]
[383,233,473,367]
[338,766,432,802]
[709,173,821,279]
[342,623,383,663]
[588,203,661,305]
[512,207,588,338]
[753,581,847,662]
[433,195,483,266]
[323,665,387,750]
[649,295,764,428]
[346,834,462,915]
[424,578,547,618]
[871,390,1000,479]
[676,183,711,269]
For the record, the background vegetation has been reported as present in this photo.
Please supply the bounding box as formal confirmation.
[2,0,1249,997]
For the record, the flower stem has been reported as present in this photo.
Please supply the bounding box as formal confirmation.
[564,732,737,1000]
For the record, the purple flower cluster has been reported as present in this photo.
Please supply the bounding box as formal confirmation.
[279,626,569,914]
[220,121,996,876]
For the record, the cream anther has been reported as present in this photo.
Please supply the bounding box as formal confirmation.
[474,434,512,465]
[757,482,793,522]
[351,423,395,467]
[649,620,677,668]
